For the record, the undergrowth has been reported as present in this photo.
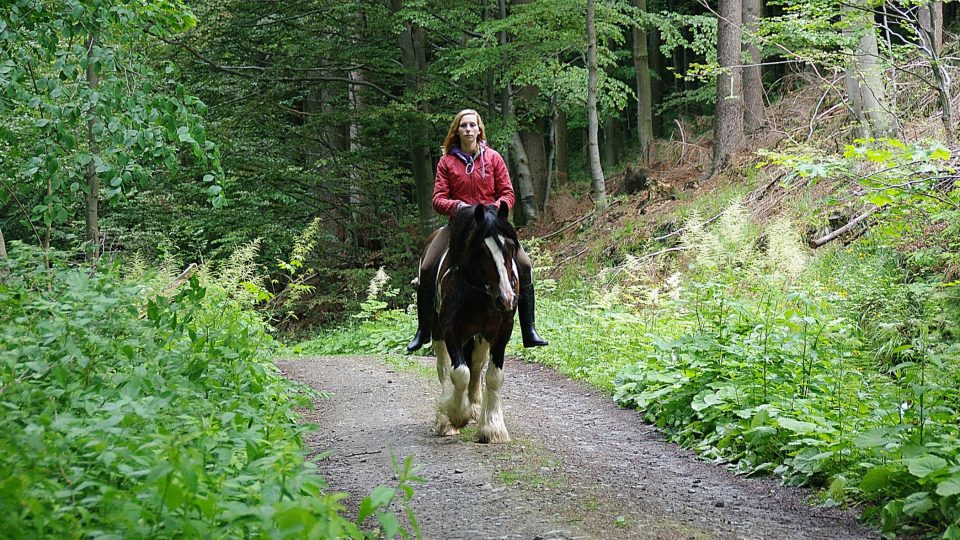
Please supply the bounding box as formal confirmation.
[0,244,420,539]
[301,139,960,537]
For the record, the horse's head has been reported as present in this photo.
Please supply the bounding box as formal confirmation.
[449,201,520,314]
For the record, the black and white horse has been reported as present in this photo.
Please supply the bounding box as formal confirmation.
[432,202,519,443]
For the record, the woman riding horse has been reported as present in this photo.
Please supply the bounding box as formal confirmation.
[407,109,548,352]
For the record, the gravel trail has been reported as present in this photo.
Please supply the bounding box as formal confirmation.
[277,355,877,540]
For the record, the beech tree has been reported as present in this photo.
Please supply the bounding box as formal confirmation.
[632,0,655,163]
[741,0,765,134]
[708,0,744,178]
[0,0,222,256]
[587,0,607,208]
[843,0,896,138]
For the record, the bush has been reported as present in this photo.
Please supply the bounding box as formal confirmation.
[0,244,417,539]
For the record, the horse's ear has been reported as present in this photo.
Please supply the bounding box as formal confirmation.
[497,200,509,219]
[474,203,485,223]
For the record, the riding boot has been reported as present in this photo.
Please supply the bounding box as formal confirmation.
[518,281,548,348]
[406,278,435,352]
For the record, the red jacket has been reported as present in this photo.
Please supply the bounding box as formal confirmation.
[433,143,516,217]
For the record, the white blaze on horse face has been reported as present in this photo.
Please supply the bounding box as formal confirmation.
[484,235,515,308]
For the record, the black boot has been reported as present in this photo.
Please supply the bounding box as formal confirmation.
[406,278,434,352]
[518,282,548,348]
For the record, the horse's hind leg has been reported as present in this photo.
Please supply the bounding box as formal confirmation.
[468,339,490,422]
[436,340,472,431]
[433,340,459,436]
[476,341,510,444]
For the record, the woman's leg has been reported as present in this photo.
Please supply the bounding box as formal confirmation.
[407,227,451,352]
[516,244,548,348]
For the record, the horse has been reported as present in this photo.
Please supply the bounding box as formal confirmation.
[432,201,519,444]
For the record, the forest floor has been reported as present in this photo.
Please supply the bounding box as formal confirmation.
[278,355,879,540]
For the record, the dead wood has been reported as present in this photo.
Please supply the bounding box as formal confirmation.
[808,207,879,248]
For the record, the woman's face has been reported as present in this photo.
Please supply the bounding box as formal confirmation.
[458,113,480,146]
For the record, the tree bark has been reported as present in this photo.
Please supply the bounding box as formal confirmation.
[85,32,101,260]
[603,118,618,170]
[741,0,766,134]
[0,226,6,259]
[843,1,895,138]
[917,3,943,55]
[517,88,548,212]
[392,0,437,233]
[555,109,569,187]
[916,4,953,143]
[632,0,655,163]
[708,0,743,178]
[587,0,607,209]
[649,27,665,136]
[500,0,537,223]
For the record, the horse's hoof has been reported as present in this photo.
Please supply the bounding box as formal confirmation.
[476,426,511,444]
[434,420,459,436]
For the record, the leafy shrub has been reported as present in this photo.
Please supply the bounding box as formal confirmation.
[0,244,418,539]
[516,203,960,537]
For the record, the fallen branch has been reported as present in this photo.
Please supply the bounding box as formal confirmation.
[635,245,690,262]
[162,263,199,295]
[539,199,621,241]
[808,207,879,248]
[555,248,588,267]
[541,211,594,241]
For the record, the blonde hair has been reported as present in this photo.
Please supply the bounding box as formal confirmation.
[442,109,486,155]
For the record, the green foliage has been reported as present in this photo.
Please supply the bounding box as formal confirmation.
[0,244,418,538]
[507,203,960,537]
[0,0,223,250]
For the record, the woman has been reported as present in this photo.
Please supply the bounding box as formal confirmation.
[407,109,548,352]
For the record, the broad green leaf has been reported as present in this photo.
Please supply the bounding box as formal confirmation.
[777,417,818,434]
[905,455,948,478]
[859,466,891,495]
[902,492,934,517]
[936,474,960,497]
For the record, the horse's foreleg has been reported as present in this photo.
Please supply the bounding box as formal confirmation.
[440,340,472,429]
[432,340,459,436]
[476,340,510,444]
[468,339,491,421]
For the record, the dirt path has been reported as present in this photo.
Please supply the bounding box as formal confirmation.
[277,356,878,540]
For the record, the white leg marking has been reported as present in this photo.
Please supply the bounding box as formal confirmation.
[484,236,515,308]
[433,341,458,436]
[477,363,510,444]
[444,364,472,428]
[468,340,491,421]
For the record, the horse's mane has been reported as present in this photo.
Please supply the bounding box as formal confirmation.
[439,204,518,330]
[446,204,518,266]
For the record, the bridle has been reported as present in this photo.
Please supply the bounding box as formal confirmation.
[443,232,517,307]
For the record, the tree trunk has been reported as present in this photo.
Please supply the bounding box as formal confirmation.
[518,85,548,212]
[916,4,953,142]
[709,0,744,178]
[587,0,607,209]
[632,0,655,163]
[917,2,943,55]
[602,119,617,170]
[649,28,665,137]
[0,226,6,259]
[555,109,569,187]
[499,0,537,223]
[843,1,896,138]
[392,0,437,233]
[85,32,101,260]
[742,0,766,134]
